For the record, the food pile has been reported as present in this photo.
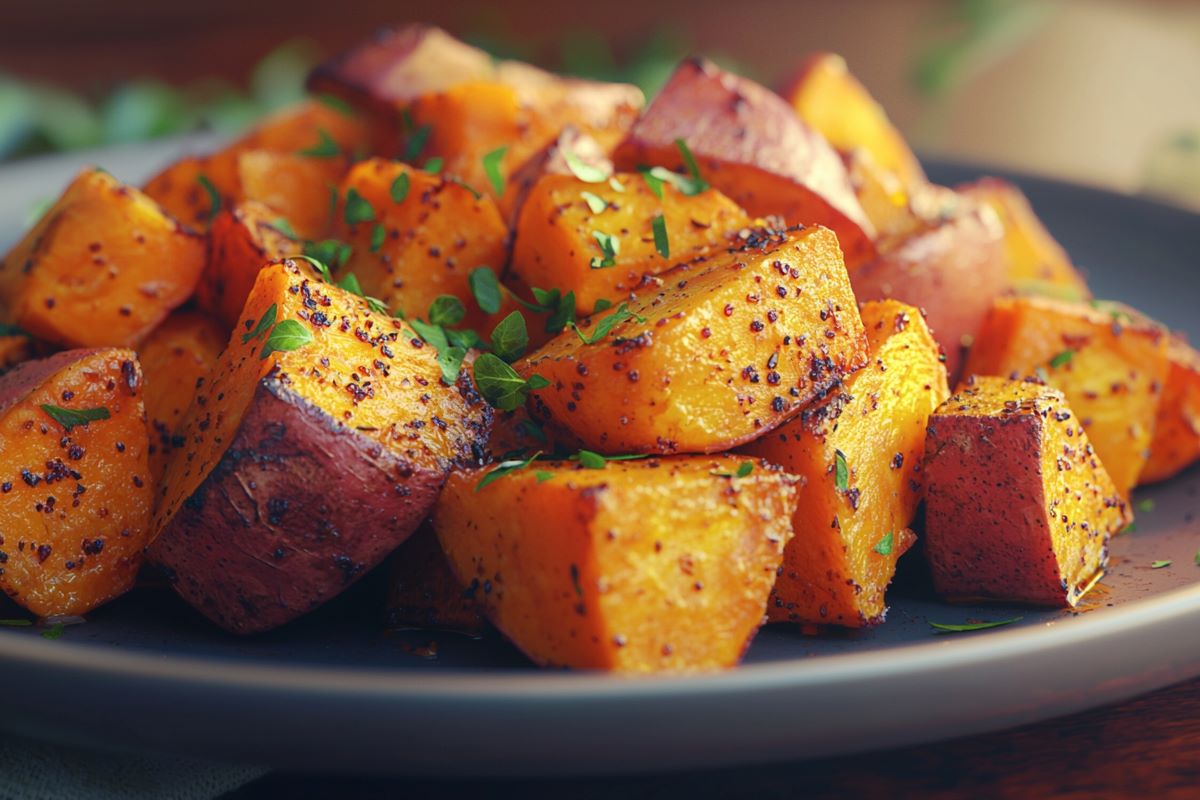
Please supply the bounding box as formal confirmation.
[0,25,1195,673]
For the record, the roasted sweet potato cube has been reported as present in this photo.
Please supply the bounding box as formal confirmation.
[784,53,926,188]
[137,311,226,482]
[235,150,344,241]
[202,201,301,330]
[959,178,1090,300]
[742,300,949,627]
[150,259,492,634]
[0,168,205,348]
[965,296,1170,496]
[1139,335,1200,485]
[334,159,511,329]
[497,126,615,229]
[613,57,875,266]
[511,172,752,314]
[0,348,153,616]
[434,456,797,672]
[520,225,868,455]
[923,377,1130,606]
[385,524,485,635]
[850,200,1006,381]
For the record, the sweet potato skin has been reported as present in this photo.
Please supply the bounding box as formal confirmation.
[742,300,948,627]
[0,348,152,617]
[1,168,206,348]
[1139,335,1200,485]
[964,296,1170,497]
[434,456,797,673]
[202,201,300,330]
[923,377,1129,607]
[385,524,486,635]
[613,57,875,266]
[520,225,868,455]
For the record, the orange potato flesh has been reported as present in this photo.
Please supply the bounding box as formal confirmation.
[334,159,511,329]
[137,311,226,482]
[923,377,1129,607]
[434,456,796,673]
[0,335,33,373]
[742,299,949,627]
[235,150,345,241]
[202,201,301,331]
[385,524,486,636]
[520,225,868,455]
[0,348,153,617]
[0,168,206,349]
[784,53,926,189]
[965,297,1170,497]
[511,172,752,314]
[497,125,616,230]
[613,57,875,268]
[958,178,1091,300]
[1139,336,1200,485]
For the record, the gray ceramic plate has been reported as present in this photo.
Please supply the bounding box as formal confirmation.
[0,140,1198,777]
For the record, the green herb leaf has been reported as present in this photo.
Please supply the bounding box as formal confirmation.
[1136,498,1156,513]
[436,345,467,385]
[1122,522,1138,534]
[0,619,32,627]
[40,405,111,433]
[0,324,29,338]
[313,93,355,116]
[422,157,444,174]
[303,240,351,272]
[366,296,390,315]
[930,617,1023,634]
[391,173,410,203]
[1049,349,1074,369]
[483,145,507,195]
[546,291,577,334]
[526,374,550,391]
[652,214,669,259]
[476,450,543,492]
[197,174,220,218]
[874,532,894,556]
[834,449,849,491]
[298,128,341,158]
[589,231,620,269]
[469,267,502,314]
[577,449,607,469]
[404,123,432,163]
[429,295,467,328]
[516,418,547,443]
[592,298,613,314]
[259,319,313,360]
[473,353,546,412]
[534,470,555,483]
[569,302,645,345]
[1194,547,1200,567]
[1151,559,1172,569]
[490,311,529,362]
[369,223,387,253]
[713,461,754,478]
[640,167,664,199]
[337,273,364,296]
[343,187,376,225]
[581,191,608,214]
[674,138,709,193]
[271,217,298,238]
[445,327,488,351]
[453,179,482,200]
[563,149,610,183]
[409,318,449,352]
[241,303,277,343]
[40,623,65,640]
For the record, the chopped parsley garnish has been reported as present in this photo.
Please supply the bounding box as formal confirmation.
[39,404,112,431]
[313,93,355,116]
[590,231,620,269]
[476,450,543,492]
[1194,547,1200,567]
[428,295,467,328]
[435,346,468,385]
[294,254,333,282]
[534,470,555,483]
[453,178,482,200]
[834,449,849,491]
[0,324,29,337]
[271,217,298,238]
[409,318,449,351]
[41,623,65,640]
[335,273,388,314]
[469,267,502,315]
[422,157,444,174]
[298,128,341,158]
[569,302,645,345]
[674,138,709,194]
[342,188,376,225]
[572,450,648,469]
[197,174,220,218]
[1122,522,1138,534]
[1136,498,1156,513]
[303,239,351,271]
[1151,559,1172,569]
[483,146,507,195]
[652,214,669,259]
[473,353,549,411]
[369,223,387,253]
[929,617,1022,634]
[512,287,577,334]
[490,311,529,362]
[242,303,277,343]
[403,120,432,163]
[1049,350,1074,369]
[713,461,754,479]
[640,168,665,199]
[874,532,894,556]
[581,191,608,214]
[259,319,313,360]
[516,418,547,443]
[592,298,613,314]
[0,619,31,627]
[563,149,610,183]
[391,173,410,203]
[445,327,488,351]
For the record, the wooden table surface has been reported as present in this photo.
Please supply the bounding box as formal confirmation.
[230,677,1200,799]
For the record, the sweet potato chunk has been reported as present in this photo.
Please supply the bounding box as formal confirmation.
[1139,336,1200,484]
[150,259,492,634]
[385,524,485,635]
[849,200,1005,381]
[137,311,226,482]
[434,456,797,672]
[0,348,152,616]
[965,296,1170,496]
[521,225,868,454]
[742,300,949,627]
[613,58,875,266]
[0,168,205,348]
[923,377,1129,606]
[784,53,926,188]
[959,178,1090,299]
[511,172,752,314]
[334,159,510,329]
[234,150,343,241]
[202,201,300,330]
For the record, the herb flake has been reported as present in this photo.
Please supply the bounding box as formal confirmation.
[929,617,1023,634]
[1049,350,1075,369]
[590,231,620,269]
[298,128,341,158]
[469,267,502,315]
[652,214,669,259]
[259,319,314,360]
[342,188,376,225]
[391,173,410,203]
[197,174,220,218]
[569,302,645,345]
[874,532,894,556]
[476,451,543,492]
[834,449,849,491]
[483,146,507,195]
[1151,560,1172,569]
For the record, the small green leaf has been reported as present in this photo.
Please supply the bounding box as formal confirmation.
[1151,560,1172,569]
[526,374,550,391]
[453,178,482,200]
[0,619,32,627]
[40,623,65,640]
[476,450,543,492]
[713,461,754,478]
[592,298,613,314]
[834,449,849,491]
[428,296,466,328]
[534,470,555,483]
[930,617,1023,634]
[365,296,389,315]
[1122,522,1138,534]
[581,191,608,214]
[260,319,314,360]
[874,532,894,556]
[474,353,544,411]
[343,187,376,225]
[1049,350,1074,369]
[652,214,669,259]
[409,318,449,352]
[569,302,646,345]
[445,327,488,351]
[404,123,432,163]
[337,272,364,296]
[490,311,529,362]
[469,267,502,314]
[422,157,444,174]
[298,128,341,158]
[369,223,387,253]
[241,303,277,343]
[640,168,664,199]
[436,346,467,385]
[590,231,620,269]
[1136,498,1156,513]
[391,173,410,203]
[516,418,547,443]
[1194,547,1200,567]
[197,174,220,218]
[674,138,709,193]
[577,450,608,469]
[292,255,332,282]
[483,146,507,195]
[271,217,298,238]
[0,324,30,338]
[40,404,112,432]
[563,149,610,183]
[546,291,577,334]
[313,93,355,116]
[303,240,351,271]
